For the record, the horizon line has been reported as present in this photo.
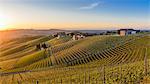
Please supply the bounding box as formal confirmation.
[0,28,150,32]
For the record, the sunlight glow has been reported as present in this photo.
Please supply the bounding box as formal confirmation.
[0,13,11,30]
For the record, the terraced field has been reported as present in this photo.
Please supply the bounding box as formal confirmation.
[0,33,150,84]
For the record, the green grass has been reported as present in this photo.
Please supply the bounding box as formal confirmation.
[0,36,53,57]
[47,36,72,46]
[0,36,43,52]
[14,50,46,68]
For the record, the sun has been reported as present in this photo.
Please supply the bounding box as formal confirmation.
[0,22,9,30]
[0,22,8,30]
[0,14,11,30]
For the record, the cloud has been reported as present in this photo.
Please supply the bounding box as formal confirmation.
[79,2,100,10]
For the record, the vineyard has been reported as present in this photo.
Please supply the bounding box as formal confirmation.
[0,33,150,84]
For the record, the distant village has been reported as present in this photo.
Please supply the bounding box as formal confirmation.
[53,28,141,39]
[50,28,145,41]
[35,29,145,50]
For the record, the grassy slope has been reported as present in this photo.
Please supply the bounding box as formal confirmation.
[19,35,141,70]
[0,34,150,84]
[0,36,42,52]
[0,36,54,69]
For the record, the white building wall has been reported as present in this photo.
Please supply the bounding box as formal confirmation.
[120,31,126,36]
[131,31,136,34]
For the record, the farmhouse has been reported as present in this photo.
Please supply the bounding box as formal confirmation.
[57,32,66,39]
[72,34,85,40]
[118,29,139,36]
[67,32,75,36]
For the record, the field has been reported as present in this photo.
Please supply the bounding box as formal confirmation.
[0,33,150,84]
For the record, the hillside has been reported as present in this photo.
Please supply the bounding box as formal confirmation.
[0,29,71,43]
[0,33,150,84]
[0,29,115,44]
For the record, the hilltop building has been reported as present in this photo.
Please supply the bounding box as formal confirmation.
[118,29,140,36]
[72,34,85,40]
[67,32,75,37]
[57,32,66,39]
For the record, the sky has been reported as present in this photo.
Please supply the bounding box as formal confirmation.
[0,0,149,30]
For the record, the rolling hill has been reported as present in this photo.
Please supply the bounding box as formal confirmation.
[0,33,150,84]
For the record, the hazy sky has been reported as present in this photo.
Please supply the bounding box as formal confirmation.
[0,0,149,30]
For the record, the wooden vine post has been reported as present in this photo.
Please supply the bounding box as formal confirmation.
[144,47,148,76]
[103,65,106,84]
[84,65,86,84]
